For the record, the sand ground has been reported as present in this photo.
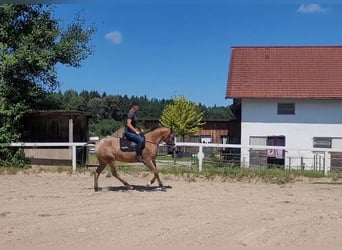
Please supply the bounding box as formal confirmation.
[1,170,342,249]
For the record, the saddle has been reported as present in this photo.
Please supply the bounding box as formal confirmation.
[120,136,137,152]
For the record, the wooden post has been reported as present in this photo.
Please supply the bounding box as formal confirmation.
[69,118,73,143]
[69,117,75,171]
[72,145,77,172]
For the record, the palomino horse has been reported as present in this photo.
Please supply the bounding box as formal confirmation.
[93,126,174,191]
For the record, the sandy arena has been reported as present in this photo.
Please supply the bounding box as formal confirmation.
[1,170,342,249]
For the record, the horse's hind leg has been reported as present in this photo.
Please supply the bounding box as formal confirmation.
[109,161,133,190]
[94,159,106,192]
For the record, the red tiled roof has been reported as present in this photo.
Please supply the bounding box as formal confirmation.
[226,46,342,99]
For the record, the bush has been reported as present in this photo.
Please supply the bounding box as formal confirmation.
[0,148,28,168]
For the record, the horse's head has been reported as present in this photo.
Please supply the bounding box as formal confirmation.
[162,127,175,147]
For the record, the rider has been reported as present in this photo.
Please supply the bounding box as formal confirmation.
[124,102,145,162]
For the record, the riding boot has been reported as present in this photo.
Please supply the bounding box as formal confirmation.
[136,143,144,162]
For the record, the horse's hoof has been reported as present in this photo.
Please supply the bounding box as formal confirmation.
[94,187,99,192]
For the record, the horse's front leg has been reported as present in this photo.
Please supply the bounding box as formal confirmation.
[148,176,156,186]
[145,159,163,188]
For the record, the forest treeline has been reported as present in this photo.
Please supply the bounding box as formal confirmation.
[41,89,235,136]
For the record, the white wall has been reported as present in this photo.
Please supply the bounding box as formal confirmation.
[241,99,342,169]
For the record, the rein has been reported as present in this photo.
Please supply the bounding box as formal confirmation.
[145,140,158,145]
[145,140,175,146]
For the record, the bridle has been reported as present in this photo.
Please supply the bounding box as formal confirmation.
[162,129,175,147]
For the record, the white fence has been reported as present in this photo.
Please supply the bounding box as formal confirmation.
[175,142,342,175]
[3,141,342,175]
[3,142,89,172]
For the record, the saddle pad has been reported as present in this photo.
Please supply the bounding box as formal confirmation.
[120,137,137,152]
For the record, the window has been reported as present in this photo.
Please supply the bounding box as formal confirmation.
[313,137,332,148]
[277,103,295,115]
[249,136,266,146]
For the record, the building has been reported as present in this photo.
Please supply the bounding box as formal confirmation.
[226,46,342,171]
[21,111,90,165]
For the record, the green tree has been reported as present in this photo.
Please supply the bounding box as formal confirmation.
[90,119,123,137]
[102,95,120,120]
[62,89,87,111]
[79,90,90,102]
[0,4,95,166]
[89,90,101,99]
[159,96,205,141]
[0,97,27,167]
[204,105,235,119]
[87,97,107,124]
[39,91,63,110]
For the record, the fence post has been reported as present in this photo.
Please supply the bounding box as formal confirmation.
[197,145,204,172]
[173,137,177,166]
[301,156,304,170]
[72,145,77,172]
[324,151,329,175]
[289,157,291,170]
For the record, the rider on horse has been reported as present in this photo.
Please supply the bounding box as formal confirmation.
[124,102,145,162]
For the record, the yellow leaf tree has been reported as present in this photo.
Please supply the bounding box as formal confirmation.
[159,96,205,141]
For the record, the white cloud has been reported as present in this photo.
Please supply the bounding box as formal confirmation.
[105,31,123,45]
[297,3,326,13]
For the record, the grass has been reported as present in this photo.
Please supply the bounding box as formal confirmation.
[158,164,342,184]
[1,159,342,185]
[157,165,296,184]
[155,165,342,184]
[0,165,89,175]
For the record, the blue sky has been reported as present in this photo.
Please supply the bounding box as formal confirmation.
[54,1,342,107]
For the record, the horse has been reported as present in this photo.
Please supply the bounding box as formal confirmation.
[93,126,174,191]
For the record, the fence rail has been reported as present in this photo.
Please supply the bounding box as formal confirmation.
[2,142,89,172]
[2,141,342,174]
[175,142,342,174]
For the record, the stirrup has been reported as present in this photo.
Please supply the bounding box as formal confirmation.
[136,156,143,162]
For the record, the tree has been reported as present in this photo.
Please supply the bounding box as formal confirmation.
[159,96,205,141]
[0,97,27,167]
[0,4,95,166]
[90,119,123,137]
[204,106,235,119]
[62,89,87,111]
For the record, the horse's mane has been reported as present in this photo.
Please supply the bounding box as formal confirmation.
[141,125,164,135]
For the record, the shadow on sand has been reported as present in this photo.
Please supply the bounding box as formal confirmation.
[312,181,342,185]
[94,184,172,192]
